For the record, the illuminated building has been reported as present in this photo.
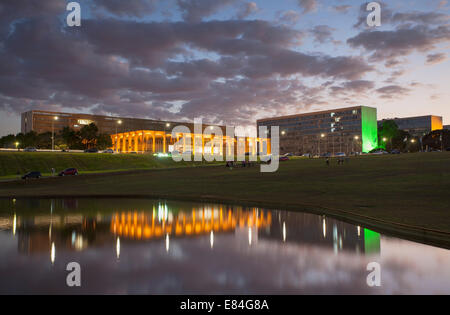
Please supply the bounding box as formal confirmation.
[378,115,443,137]
[110,130,271,155]
[257,106,378,155]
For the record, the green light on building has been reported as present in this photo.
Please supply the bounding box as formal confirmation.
[361,106,378,153]
[364,228,380,254]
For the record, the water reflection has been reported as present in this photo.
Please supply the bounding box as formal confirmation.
[0,200,380,264]
[0,198,448,294]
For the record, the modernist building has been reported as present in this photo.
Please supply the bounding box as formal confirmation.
[21,110,270,155]
[111,129,270,155]
[21,110,227,136]
[257,106,378,155]
[377,115,443,137]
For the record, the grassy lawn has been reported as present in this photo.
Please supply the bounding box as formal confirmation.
[0,151,218,178]
[0,152,449,246]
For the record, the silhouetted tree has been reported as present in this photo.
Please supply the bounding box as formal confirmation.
[97,134,113,150]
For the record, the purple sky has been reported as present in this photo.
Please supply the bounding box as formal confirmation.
[0,0,449,135]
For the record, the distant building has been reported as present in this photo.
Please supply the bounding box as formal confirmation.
[378,115,443,137]
[444,125,450,130]
[21,110,227,136]
[257,106,378,155]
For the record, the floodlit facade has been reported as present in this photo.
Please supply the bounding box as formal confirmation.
[378,115,443,137]
[111,129,271,155]
[257,106,378,155]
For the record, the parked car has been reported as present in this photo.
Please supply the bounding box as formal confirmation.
[283,153,294,157]
[58,168,78,176]
[302,153,311,158]
[279,156,290,161]
[84,148,99,153]
[371,149,389,155]
[22,171,42,180]
[390,149,401,154]
[103,149,114,154]
[23,147,37,152]
[335,152,346,157]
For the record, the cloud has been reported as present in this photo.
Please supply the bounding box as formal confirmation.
[297,0,317,15]
[177,0,236,22]
[92,0,158,17]
[376,85,410,99]
[347,25,450,62]
[426,53,447,65]
[277,11,301,25]
[237,2,259,19]
[310,25,336,44]
[0,6,374,127]
[333,5,352,14]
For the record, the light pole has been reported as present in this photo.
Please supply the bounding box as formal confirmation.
[353,135,359,154]
[15,142,19,152]
[165,123,171,154]
[319,133,325,156]
[52,116,58,151]
[115,120,122,153]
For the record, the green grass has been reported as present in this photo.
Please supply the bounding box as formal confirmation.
[0,151,218,178]
[0,152,449,246]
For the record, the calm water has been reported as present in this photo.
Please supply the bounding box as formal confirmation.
[0,198,449,295]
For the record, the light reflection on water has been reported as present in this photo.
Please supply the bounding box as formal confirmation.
[0,198,449,294]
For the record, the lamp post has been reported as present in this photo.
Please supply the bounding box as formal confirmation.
[353,135,359,154]
[115,120,122,153]
[52,116,58,151]
[15,142,19,152]
[319,133,325,156]
[165,123,171,154]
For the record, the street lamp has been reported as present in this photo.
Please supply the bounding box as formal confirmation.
[15,142,19,151]
[52,116,59,151]
[115,120,122,153]
[353,136,360,153]
[319,133,325,156]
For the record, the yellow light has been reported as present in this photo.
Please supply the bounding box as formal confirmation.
[281,131,286,136]
[411,139,416,143]
[383,138,387,142]
[116,237,120,260]
[118,120,122,125]
[166,123,171,128]
[321,134,325,138]
[354,136,359,140]
[51,242,55,265]
[15,142,19,147]
[54,116,58,121]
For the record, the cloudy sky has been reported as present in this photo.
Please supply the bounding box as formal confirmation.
[0,0,449,135]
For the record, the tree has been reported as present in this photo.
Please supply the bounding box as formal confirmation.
[97,134,112,150]
[36,132,52,149]
[60,127,83,149]
[0,134,16,148]
[422,129,450,151]
[378,120,413,152]
[79,123,99,149]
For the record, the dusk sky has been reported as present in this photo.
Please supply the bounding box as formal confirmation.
[0,0,449,136]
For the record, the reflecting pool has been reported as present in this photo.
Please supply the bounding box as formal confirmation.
[0,198,449,294]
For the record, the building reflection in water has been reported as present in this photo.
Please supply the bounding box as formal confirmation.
[0,200,380,261]
[262,211,380,255]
